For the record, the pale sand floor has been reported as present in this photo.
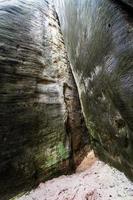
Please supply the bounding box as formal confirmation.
[18,151,133,200]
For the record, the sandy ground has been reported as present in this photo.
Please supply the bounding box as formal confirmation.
[18,151,133,200]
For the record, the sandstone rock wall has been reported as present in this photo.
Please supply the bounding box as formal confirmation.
[54,0,133,180]
[0,1,88,199]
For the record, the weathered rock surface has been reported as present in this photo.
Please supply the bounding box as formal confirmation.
[0,0,89,199]
[54,0,133,179]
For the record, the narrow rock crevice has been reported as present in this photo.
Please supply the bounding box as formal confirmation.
[63,68,90,172]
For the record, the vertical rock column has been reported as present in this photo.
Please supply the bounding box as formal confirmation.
[0,0,89,199]
[54,0,133,180]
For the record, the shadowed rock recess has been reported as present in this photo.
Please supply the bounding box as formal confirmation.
[120,0,133,7]
[54,0,133,179]
[0,0,89,199]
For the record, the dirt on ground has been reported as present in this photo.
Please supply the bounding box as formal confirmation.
[18,151,133,200]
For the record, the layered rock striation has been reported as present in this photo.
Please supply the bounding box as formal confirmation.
[0,1,89,199]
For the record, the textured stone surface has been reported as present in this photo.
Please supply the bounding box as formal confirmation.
[54,0,133,179]
[0,1,89,199]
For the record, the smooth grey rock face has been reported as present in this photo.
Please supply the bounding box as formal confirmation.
[0,0,89,199]
[54,0,133,179]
